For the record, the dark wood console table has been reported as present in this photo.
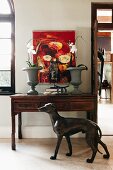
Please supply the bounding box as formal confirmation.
[10,93,97,150]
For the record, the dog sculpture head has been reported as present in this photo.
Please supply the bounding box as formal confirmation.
[38,103,57,114]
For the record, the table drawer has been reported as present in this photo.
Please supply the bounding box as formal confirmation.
[70,101,95,111]
[54,101,95,111]
[13,102,47,112]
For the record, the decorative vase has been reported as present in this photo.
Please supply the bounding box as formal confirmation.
[67,66,88,94]
[22,66,42,95]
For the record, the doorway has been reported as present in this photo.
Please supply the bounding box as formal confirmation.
[98,30,113,136]
[91,2,113,135]
[97,30,112,100]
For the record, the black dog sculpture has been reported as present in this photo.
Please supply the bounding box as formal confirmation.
[38,103,110,163]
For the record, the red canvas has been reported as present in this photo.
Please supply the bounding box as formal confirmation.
[33,30,76,83]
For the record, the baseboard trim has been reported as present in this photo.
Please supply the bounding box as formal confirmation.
[0,126,85,138]
[22,126,85,138]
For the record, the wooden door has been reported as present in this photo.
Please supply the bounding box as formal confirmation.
[91,20,98,95]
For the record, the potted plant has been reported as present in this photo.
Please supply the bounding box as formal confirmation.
[67,36,88,94]
[23,40,42,95]
[67,64,88,94]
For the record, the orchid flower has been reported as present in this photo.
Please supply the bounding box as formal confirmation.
[69,36,85,57]
[69,43,77,54]
[26,39,37,67]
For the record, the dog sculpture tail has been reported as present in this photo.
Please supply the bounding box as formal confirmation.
[97,124,102,139]
[97,129,103,154]
[90,120,102,138]
[96,123,103,154]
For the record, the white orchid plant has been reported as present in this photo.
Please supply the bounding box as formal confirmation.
[68,36,88,70]
[26,39,40,67]
[26,39,38,67]
[69,35,84,56]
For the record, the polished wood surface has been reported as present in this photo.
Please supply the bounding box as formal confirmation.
[10,93,97,150]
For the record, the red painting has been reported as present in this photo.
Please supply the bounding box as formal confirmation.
[33,31,76,83]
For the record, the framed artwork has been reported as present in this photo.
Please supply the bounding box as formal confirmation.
[33,30,76,83]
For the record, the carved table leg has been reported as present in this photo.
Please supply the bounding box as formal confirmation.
[92,110,97,123]
[18,113,22,139]
[11,114,16,150]
[87,111,91,120]
[87,111,97,123]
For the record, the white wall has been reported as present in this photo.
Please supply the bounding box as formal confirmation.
[15,0,92,94]
[0,0,112,138]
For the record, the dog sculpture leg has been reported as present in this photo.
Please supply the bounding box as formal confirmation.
[86,139,97,163]
[65,135,72,156]
[87,147,97,163]
[50,135,63,160]
[99,140,110,159]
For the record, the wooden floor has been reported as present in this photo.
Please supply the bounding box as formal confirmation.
[98,99,113,135]
[0,137,113,170]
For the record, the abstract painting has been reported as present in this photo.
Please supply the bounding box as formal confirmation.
[33,30,76,83]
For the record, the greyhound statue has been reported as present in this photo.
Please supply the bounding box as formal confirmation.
[38,103,110,163]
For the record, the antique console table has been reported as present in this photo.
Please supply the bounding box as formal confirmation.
[10,93,97,150]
